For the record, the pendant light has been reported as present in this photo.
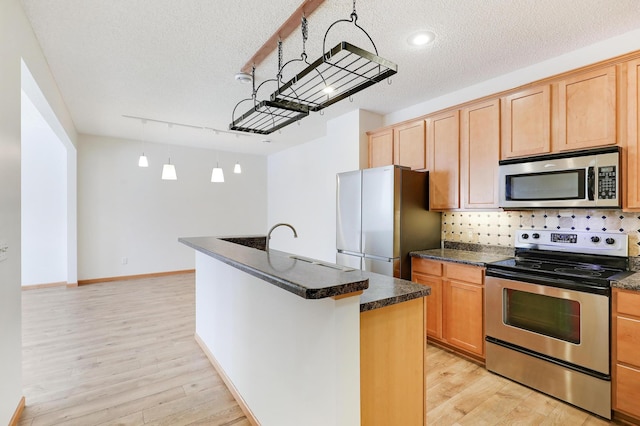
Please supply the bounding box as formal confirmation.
[138,119,149,167]
[211,160,224,183]
[234,162,242,174]
[138,154,149,168]
[162,124,177,180]
[162,159,177,180]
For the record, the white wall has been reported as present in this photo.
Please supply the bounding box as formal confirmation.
[21,90,68,286]
[0,0,77,422]
[267,109,382,262]
[77,134,267,280]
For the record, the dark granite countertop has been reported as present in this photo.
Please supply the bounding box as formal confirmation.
[410,248,513,267]
[359,272,430,312]
[612,271,640,291]
[179,235,429,310]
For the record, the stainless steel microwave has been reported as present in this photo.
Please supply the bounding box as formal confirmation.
[499,147,620,208]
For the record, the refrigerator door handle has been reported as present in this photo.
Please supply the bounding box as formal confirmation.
[364,254,394,262]
[337,250,363,257]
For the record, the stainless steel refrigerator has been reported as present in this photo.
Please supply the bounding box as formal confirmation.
[336,165,441,280]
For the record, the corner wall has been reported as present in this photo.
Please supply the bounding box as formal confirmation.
[0,0,76,422]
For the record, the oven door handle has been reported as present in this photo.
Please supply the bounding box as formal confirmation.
[485,268,610,296]
[587,166,595,201]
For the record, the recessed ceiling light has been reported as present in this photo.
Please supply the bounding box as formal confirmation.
[234,72,253,84]
[408,31,436,47]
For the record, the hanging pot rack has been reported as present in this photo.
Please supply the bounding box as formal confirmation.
[229,0,397,134]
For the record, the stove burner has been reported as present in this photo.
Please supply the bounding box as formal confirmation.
[554,267,602,277]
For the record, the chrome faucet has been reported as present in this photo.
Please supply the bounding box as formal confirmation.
[266,223,298,252]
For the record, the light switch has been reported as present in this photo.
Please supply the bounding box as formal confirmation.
[0,239,8,262]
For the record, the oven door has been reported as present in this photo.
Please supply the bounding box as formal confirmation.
[485,275,609,374]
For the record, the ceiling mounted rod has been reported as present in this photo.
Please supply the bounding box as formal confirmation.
[122,114,250,137]
[240,0,326,74]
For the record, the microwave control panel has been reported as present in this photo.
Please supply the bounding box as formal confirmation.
[597,166,617,199]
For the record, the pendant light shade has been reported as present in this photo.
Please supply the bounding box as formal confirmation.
[211,163,224,183]
[234,162,242,174]
[138,153,149,167]
[162,160,177,180]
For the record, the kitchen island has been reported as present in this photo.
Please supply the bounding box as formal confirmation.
[179,235,430,426]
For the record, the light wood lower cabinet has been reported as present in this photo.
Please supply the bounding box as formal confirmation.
[360,297,426,426]
[412,257,485,361]
[613,288,640,422]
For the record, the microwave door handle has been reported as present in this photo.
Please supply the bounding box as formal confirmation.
[587,166,595,201]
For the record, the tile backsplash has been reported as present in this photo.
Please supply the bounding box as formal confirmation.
[442,210,640,257]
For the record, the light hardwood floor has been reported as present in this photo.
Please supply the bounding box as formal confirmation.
[21,273,621,425]
[20,273,249,426]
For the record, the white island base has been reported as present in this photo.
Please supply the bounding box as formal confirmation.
[194,251,361,426]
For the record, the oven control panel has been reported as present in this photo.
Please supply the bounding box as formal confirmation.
[515,229,628,256]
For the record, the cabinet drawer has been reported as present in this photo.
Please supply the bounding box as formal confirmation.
[412,258,442,277]
[444,263,483,285]
[616,363,640,417]
[617,316,640,367]
[618,290,640,318]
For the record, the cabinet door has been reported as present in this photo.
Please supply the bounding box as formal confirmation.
[626,59,640,209]
[393,120,426,170]
[501,85,551,158]
[443,279,484,356]
[616,364,640,418]
[461,99,501,209]
[617,316,640,367]
[556,66,617,151]
[427,110,460,210]
[368,129,393,168]
[413,272,442,339]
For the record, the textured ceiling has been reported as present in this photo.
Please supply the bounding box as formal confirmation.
[20,0,640,155]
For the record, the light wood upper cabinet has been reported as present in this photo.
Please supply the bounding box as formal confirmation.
[368,128,394,168]
[393,120,426,170]
[501,85,551,159]
[556,66,617,151]
[461,99,501,209]
[427,110,460,210]
[626,59,640,210]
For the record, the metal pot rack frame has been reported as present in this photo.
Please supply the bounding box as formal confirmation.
[229,1,397,135]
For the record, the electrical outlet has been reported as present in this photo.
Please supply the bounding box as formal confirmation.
[121,257,128,265]
[0,239,8,262]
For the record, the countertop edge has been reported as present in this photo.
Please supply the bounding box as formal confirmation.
[179,236,369,300]
[410,248,513,267]
[359,287,430,312]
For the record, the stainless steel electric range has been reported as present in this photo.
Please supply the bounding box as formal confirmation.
[485,229,631,419]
